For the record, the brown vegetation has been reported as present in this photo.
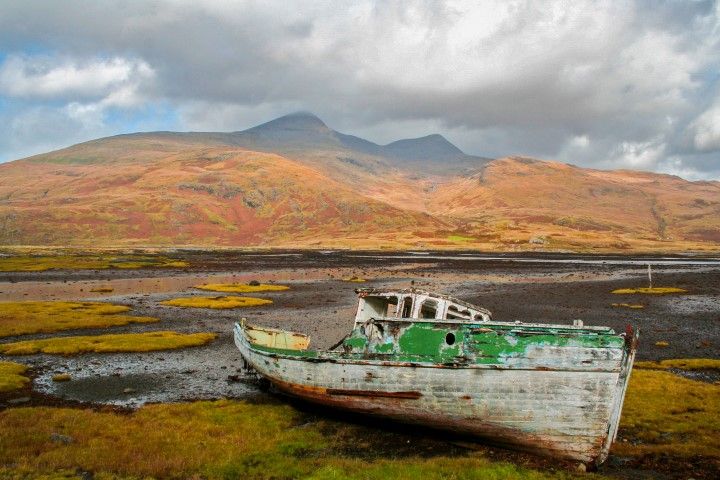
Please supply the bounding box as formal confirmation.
[0,137,718,251]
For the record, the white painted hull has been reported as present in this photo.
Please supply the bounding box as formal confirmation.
[234,323,635,465]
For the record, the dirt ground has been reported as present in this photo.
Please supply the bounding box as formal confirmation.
[1,250,719,478]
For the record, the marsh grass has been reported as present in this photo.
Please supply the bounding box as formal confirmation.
[1,357,716,479]
[0,301,157,337]
[614,364,720,458]
[0,400,593,480]
[0,331,216,355]
[635,358,720,371]
[0,361,29,392]
[161,296,272,309]
[611,287,687,294]
[196,283,289,293]
[0,255,188,272]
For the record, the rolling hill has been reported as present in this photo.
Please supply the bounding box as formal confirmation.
[0,112,718,251]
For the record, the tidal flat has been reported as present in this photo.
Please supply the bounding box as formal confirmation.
[0,249,719,479]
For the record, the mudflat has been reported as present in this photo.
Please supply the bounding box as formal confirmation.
[1,250,719,478]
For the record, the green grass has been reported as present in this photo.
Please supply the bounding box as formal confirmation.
[0,331,216,355]
[161,296,272,309]
[196,283,289,293]
[0,301,157,337]
[0,361,30,392]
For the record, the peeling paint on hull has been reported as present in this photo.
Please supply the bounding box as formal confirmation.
[235,322,637,465]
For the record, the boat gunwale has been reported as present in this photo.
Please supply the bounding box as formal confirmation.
[354,315,618,332]
[233,322,627,373]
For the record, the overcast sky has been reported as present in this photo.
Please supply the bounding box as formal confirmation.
[1,0,719,179]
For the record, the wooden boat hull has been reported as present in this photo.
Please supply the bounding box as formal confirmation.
[234,322,637,465]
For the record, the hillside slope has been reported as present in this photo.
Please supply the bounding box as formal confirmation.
[1,114,718,251]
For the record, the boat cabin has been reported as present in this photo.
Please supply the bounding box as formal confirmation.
[354,288,492,324]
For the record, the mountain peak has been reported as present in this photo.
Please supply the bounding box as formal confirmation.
[247,111,329,133]
[384,133,464,161]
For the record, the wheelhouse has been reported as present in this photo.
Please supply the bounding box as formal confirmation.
[354,288,492,324]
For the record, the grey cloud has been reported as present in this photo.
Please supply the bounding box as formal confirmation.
[0,0,718,178]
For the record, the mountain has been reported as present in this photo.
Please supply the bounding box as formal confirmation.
[0,113,718,251]
[386,134,463,160]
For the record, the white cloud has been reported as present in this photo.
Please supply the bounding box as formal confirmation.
[611,137,667,170]
[0,55,154,100]
[0,54,158,161]
[689,99,720,152]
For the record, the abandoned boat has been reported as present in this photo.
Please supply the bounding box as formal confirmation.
[234,288,638,465]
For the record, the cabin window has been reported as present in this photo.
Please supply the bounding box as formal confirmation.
[385,297,399,316]
[445,332,456,345]
[401,297,413,318]
[446,305,471,320]
[360,296,397,321]
[474,313,488,321]
[420,299,438,319]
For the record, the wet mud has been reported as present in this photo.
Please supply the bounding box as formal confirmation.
[1,250,719,478]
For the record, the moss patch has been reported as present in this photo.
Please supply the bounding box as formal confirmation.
[614,367,720,458]
[195,283,289,293]
[0,400,590,480]
[611,303,645,309]
[89,287,114,293]
[611,287,687,294]
[0,361,30,392]
[0,301,157,337]
[161,296,272,309]
[342,276,366,283]
[447,235,475,243]
[0,331,216,356]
